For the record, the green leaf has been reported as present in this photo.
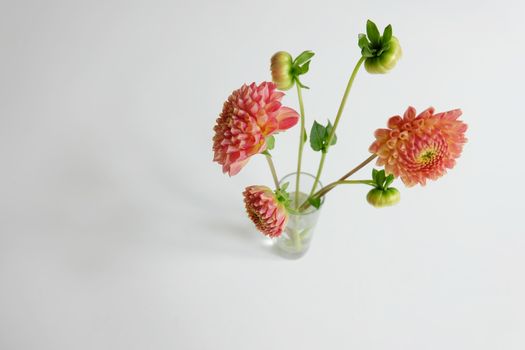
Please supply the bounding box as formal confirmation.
[326,120,337,146]
[372,168,379,183]
[366,20,381,45]
[295,77,310,89]
[308,197,321,209]
[281,182,289,191]
[294,50,315,66]
[310,120,326,152]
[377,170,386,188]
[298,60,311,75]
[265,135,275,150]
[358,34,369,49]
[382,24,392,44]
[384,174,394,188]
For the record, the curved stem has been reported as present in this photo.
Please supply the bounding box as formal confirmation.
[306,56,366,199]
[265,153,280,190]
[311,180,374,202]
[299,153,377,211]
[294,82,306,208]
[337,154,377,182]
[339,180,376,186]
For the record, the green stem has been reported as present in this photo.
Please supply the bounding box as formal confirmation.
[310,180,373,203]
[265,153,280,190]
[309,150,327,197]
[306,56,366,200]
[294,82,306,208]
[337,154,377,182]
[299,153,377,211]
[338,180,376,186]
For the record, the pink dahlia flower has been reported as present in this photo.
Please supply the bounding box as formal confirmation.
[243,185,288,238]
[213,82,299,176]
[369,106,467,187]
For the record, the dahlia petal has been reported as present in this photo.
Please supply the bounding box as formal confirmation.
[374,128,391,141]
[387,116,402,129]
[417,107,435,119]
[265,101,281,113]
[230,150,242,161]
[270,90,285,101]
[389,130,400,138]
[228,158,250,176]
[386,139,397,149]
[444,159,456,168]
[369,141,380,153]
[275,106,299,131]
[377,147,391,158]
[261,120,279,135]
[442,109,462,121]
[404,106,417,120]
[248,103,259,115]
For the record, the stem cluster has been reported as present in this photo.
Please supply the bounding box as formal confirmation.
[267,21,398,213]
[266,55,379,213]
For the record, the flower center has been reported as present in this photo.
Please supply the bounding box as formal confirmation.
[417,147,438,165]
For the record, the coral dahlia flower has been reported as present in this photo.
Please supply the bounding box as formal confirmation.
[243,185,288,238]
[213,82,299,176]
[369,106,467,187]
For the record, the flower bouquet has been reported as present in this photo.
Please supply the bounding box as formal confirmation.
[212,20,467,258]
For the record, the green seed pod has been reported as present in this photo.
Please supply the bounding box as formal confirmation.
[364,37,402,74]
[366,187,400,208]
[270,51,294,90]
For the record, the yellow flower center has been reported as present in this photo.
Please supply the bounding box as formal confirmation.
[417,148,438,165]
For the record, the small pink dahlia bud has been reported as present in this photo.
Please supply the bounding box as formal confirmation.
[213,82,299,176]
[369,107,468,187]
[271,51,294,90]
[243,185,288,238]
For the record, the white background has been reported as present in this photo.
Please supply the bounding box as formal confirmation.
[1,0,524,349]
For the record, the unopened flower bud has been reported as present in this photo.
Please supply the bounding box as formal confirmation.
[364,37,402,74]
[366,187,400,208]
[359,21,402,74]
[271,51,294,90]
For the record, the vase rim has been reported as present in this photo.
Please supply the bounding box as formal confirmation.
[278,171,324,215]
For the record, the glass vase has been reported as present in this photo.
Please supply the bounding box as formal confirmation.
[273,172,324,259]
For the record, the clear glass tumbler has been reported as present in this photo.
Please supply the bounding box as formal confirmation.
[273,172,324,259]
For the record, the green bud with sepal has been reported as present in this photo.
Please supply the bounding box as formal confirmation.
[366,169,401,208]
[358,20,402,74]
[270,51,294,90]
[270,50,315,90]
[367,187,400,208]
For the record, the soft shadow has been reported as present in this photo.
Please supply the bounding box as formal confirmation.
[146,159,280,259]
[173,214,278,259]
